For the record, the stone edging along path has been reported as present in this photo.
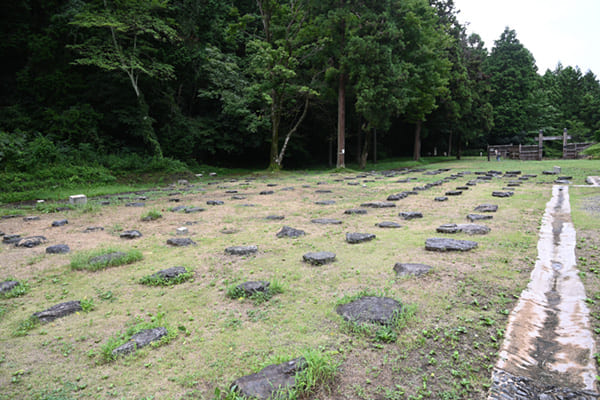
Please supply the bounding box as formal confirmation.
[488,185,600,399]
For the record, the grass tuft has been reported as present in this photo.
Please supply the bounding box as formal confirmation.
[70,248,143,272]
[139,269,194,286]
[0,280,29,299]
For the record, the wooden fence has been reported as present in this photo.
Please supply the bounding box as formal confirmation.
[487,129,594,160]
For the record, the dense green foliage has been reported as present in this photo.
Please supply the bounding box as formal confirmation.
[1,0,599,177]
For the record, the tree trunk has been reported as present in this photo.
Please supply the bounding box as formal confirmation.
[275,96,309,168]
[413,120,422,161]
[456,132,462,160]
[336,72,346,168]
[269,91,281,171]
[359,128,371,169]
[137,95,163,159]
[447,130,453,157]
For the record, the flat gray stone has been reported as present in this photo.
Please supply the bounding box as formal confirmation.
[393,263,432,276]
[303,251,336,265]
[474,204,498,212]
[387,193,408,201]
[259,190,274,195]
[151,267,188,280]
[23,216,40,221]
[376,221,401,228]
[492,191,513,198]
[458,224,490,235]
[3,234,21,244]
[232,357,306,400]
[425,238,478,252]
[15,236,48,248]
[33,300,82,323]
[225,245,258,256]
[207,200,224,205]
[344,209,367,215]
[346,232,375,244]
[46,244,70,254]
[112,327,168,357]
[467,214,493,222]
[436,224,460,234]
[360,201,396,208]
[52,219,68,227]
[120,230,142,239]
[434,197,448,202]
[84,226,104,233]
[276,226,306,238]
[166,237,196,247]
[445,190,463,196]
[311,218,342,225]
[265,215,285,220]
[236,281,270,295]
[0,280,19,293]
[336,296,402,325]
[125,202,145,207]
[399,212,423,220]
[184,206,205,213]
[315,200,336,205]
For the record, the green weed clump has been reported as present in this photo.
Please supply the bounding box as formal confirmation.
[0,280,29,299]
[141,209,162,221]
[70,248,143,272]
[98,312,176,363]
[226,279,284,305]
[139,268,194,286]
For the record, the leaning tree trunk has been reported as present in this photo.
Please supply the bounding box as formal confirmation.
[137,95,163,159]
[413,120,422,161]
[337,72,346,168]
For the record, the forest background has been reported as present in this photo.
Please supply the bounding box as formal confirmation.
[1,0,600,190]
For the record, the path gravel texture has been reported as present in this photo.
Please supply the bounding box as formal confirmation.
[489,185,599,399]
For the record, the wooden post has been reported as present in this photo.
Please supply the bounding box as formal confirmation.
[562,128,568,159]
[539,130,544,160]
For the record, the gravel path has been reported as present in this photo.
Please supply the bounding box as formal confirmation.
[489,185,600,399]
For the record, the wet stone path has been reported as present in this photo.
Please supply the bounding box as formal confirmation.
[489,186,600,399]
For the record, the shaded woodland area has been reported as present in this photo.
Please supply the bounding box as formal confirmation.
[1,0,599,176]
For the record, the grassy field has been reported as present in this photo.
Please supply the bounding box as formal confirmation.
[1,158,599,400]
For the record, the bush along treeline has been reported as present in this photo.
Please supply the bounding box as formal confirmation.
[1,0,600,177]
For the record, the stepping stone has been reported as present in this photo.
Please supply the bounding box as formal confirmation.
[344,209,367,215]
[360,201,396,208]
[23,216,40,221]
[315,189,332,193]
[207,200,224,205]
[236,281,270,295]
[311,218,342,225]
[232,357,306,400]
[231,195,246,200]
[436,224,460,234]
[434,197,448,202]
[170,205,187,212]
[474,204,498,212]
[315,200,336,205]
[387,193,408,201]
[259,190,274,195]
[125,202,145,207]
[120,230,142,239]
[425,238,478,252]
[394,263,432,277]
[265,215,285,220]
[46,244,70,254]
[89,252,127,265]
[376,221,401,228]
[458,224,490,235]
[226,190,238,194]
[303,251,336,265]
[3,234,21,244]
[166,238,196,247]
[15,236,48,248]
[467,214,493,222]
[492,191,513,198]
[33,300,82,323]
[456,186,469,190]
[346,232,376,244]
[149,266,188,281]
[52,219,68,227]
[399,212,423,220]
[84,226,104,233]
[225,245,258,256]
[276,226,306,238]
[445,190,462,196]
[336,296,402,325]
[0,280,20,294]
[266,183,278,187]
[184,206,205,213]
[112,327,168,357]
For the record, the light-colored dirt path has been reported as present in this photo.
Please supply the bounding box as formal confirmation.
[489,185,600,399]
